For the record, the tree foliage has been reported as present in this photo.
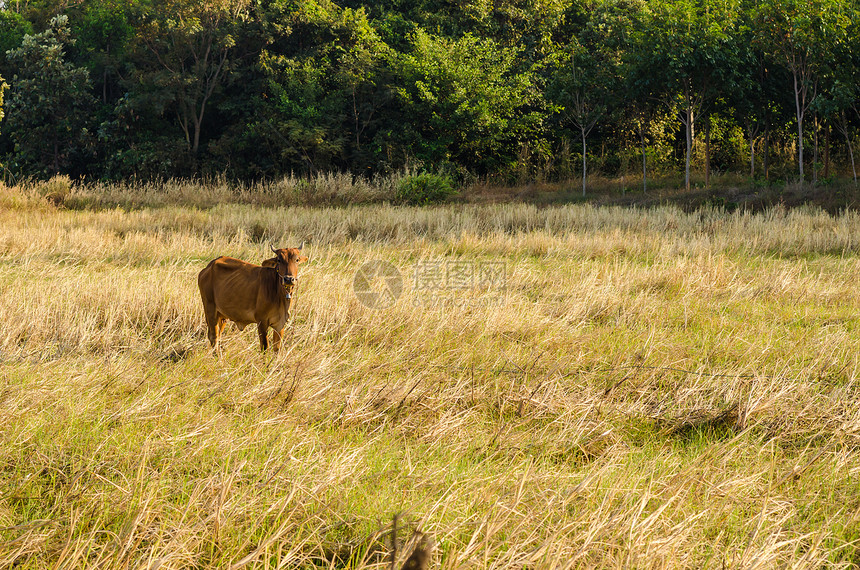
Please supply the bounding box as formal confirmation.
[393,30,543,175]
[0,0,858,186]
[5,15,95,176]
[756,0,853,178]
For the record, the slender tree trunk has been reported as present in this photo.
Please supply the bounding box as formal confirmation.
[192,118,201,154]
[178,105,191,150]
[794,72,805,180]
[641,126,648,194]
[850,145,858,186]
[705,118,711,189]
[764,122,770,180]
[843,117,858,185]
[353,86,360,148]
[581,127,587,197]
[192,98,207,154]
[103,44,110,104]
[824,123,830,179]
[813,114,818,185]
[684,87,693,192]
[748,124,755,178]
[850,142,858,186]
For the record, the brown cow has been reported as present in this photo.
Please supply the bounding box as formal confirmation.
[198,245,307,353]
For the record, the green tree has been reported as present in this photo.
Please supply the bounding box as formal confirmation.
[549,42,612,196]
[756,0,850,180]
[0,9,33,78]
[549,0,629,195]
[633,0,741,192]
[5,14,95,176]
[73,0,135,105]
[450,0,569,59]
[816,3,860,185]
[730,4,785,179]
[135,0,250,155]
[393,29,543,175]
[252,0,391,174]
[617,0,660,191]
[825,87,858,185]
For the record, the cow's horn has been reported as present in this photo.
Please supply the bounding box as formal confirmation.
[298,241,304,251]
[270,244,278,254]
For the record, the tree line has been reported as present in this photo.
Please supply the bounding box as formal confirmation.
[0,0,858,189]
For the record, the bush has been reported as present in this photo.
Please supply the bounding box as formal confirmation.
[38,174,74,206]
[394,173,455,205]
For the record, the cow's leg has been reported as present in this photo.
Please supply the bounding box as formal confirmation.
[214,314,227,354]
[203,302,219,349]
[258,322,269,351]
[271,326,285,352]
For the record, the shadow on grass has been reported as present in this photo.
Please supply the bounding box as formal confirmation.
[656,403,742,442]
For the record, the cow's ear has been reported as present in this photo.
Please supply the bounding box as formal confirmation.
[297,255,308,264]
[261,257,277,268]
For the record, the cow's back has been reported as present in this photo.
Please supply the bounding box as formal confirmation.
[199,256,262,326]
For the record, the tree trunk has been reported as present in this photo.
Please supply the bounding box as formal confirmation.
[581,127,587,197]
[684,87,693,192]
[748,124,755,178]
[705,118,711,189]
[192,120,201,154]
[103,44,110,104]
[850,144,858,186]
[844,118,858,186]
[764,122,770,180]
[850,142,858,186]
[353,85,360,148]
[641,125,648,194]
[192,99,207,154]
[824,123,830,179]
[813,114,818,185]
[177,105,191,151]
[794,72,805,180]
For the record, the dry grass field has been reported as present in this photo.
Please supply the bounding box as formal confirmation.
[3,181,860,568]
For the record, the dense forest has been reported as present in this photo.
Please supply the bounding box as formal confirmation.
[0,0,858,188]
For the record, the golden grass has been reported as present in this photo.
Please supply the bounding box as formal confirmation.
[2,182,860,567]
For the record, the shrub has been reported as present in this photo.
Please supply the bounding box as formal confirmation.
[394,173,455,205]
[0,183,42,210]
[38,174,74,206]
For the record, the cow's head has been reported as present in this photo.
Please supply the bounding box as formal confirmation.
[263,243,308,299]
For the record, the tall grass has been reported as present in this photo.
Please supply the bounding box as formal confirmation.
[44,172,400,210]
[19,170,860,213]
[2,182,860,567]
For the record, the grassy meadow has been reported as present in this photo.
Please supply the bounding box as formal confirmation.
[3,180,860,568]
